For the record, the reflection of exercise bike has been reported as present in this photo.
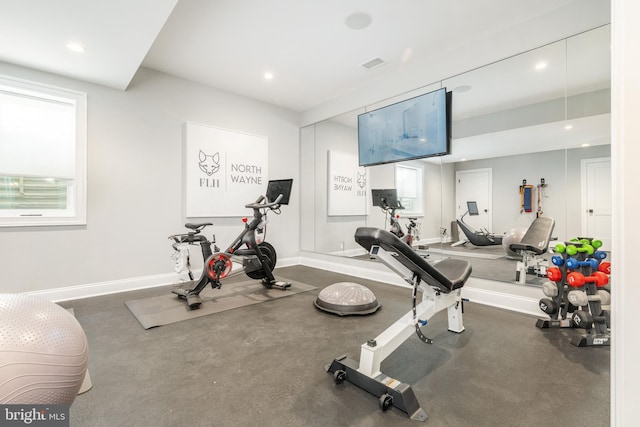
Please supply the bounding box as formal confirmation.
[371,188,421,248]
[452,201,503,247]
[170,179,293,310]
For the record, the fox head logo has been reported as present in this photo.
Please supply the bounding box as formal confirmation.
[199,150,220,176]
[357,172,366,189]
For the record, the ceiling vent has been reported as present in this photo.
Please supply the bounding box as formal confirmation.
[361,57,386,70]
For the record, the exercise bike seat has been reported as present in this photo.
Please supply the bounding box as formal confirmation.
[355,227,472,293]
[185,222,212,231]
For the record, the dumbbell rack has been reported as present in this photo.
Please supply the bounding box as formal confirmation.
[536,242,574,329]
[537,239,611,347]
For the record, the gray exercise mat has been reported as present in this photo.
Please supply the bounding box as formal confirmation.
[125,277,315,329]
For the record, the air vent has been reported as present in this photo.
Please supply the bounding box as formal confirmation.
[361,57,386,70]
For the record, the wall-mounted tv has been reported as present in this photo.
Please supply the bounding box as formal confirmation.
[358,87,452,167]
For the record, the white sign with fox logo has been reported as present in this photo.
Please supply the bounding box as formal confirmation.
[327,150,368,216]
[184,122,268,217]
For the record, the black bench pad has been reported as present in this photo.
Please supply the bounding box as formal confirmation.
[509,217,555,255]
[355,227,472,293]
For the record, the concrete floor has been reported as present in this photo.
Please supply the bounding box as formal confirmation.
[62,265,609,427]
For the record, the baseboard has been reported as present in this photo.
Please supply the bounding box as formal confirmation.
[298,252,540,316]
[462,277,540,317]
[26,256,300,303]
[326,248,368,257]
[298,252,408,288]
[25,254,539,317]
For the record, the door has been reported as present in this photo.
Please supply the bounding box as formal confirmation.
[582,157,612,248]
[456,168,492,232]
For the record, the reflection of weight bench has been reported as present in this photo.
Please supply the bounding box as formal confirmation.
[510,217,555,284]
[326,227,471,421]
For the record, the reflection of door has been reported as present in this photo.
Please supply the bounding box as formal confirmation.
[582,157,612,248]
[456,168,492,232]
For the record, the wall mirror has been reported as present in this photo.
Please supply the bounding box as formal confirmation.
[300,25,611,285]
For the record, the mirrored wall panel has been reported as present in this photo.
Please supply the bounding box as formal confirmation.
[300,25,611,285]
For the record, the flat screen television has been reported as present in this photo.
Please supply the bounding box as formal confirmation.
[266,179,293,205]
[358,87,452,166]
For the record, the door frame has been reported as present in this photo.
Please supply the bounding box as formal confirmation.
[455,168,493,232]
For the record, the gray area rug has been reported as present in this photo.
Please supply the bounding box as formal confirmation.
[125,277,315,329]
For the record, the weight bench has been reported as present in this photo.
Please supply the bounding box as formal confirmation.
[509,217,555,284]
[326,227,472,421]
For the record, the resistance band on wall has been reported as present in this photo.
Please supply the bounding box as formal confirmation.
[520,179,533,213]
[537,178,547,217]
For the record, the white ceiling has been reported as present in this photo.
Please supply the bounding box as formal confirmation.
[0,0,610,119]
[0,0,178,90]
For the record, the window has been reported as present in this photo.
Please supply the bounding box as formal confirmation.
[395,164,423,215]
[0,75,86,227]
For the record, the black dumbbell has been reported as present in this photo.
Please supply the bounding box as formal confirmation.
[572,310,593,329]
[539,298,558,315]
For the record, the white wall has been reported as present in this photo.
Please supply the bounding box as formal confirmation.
[612,0,640,423]
[0,62,301,297]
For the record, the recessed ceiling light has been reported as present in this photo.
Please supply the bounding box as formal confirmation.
[264,72,273,80]
[535,62,547,70]
[581,143,590,147]
[565,124,573,130]
[345,12,372,30]
[66,42,85,53]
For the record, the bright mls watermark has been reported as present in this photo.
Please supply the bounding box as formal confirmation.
[1,405,69,426]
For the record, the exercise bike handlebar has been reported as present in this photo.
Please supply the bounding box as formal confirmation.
[244,193,283,210]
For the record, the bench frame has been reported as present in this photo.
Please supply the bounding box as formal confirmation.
[326,243,465,421]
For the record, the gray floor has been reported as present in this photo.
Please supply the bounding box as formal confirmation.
[62,265,609,427]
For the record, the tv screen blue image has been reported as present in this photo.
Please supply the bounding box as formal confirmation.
[358,87,450,166]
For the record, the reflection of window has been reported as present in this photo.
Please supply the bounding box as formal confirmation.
[0,76,87,227]
[396,164,423,215]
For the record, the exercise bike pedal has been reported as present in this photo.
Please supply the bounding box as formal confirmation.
[261,279,292,290]
[274,281,292,290]
[172,288,188,298]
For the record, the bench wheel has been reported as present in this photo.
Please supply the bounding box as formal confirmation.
[379,393,393,411]
[333,369,346,384]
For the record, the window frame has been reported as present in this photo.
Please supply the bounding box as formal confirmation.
[395,163,424,216]
[0,75,87,227]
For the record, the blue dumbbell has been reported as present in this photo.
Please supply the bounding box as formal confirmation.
[566,257,599,270]
[594,251,607,261]
[551,255,564,266]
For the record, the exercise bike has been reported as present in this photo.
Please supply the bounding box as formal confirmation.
[387,205,421,247]
[371,189,417,246]
[170,179,293,310]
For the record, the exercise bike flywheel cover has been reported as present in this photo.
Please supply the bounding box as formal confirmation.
[314,282,381,316]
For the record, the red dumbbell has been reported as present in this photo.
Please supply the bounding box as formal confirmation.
[546,267,562,282]
[598,261,611,274]
[567,271,609,287]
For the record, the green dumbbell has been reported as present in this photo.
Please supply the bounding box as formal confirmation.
[566,244,594,256]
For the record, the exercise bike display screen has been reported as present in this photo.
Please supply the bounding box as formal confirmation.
[467,201,479,216]
[266,179,293,205]
[371,189,400,208]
